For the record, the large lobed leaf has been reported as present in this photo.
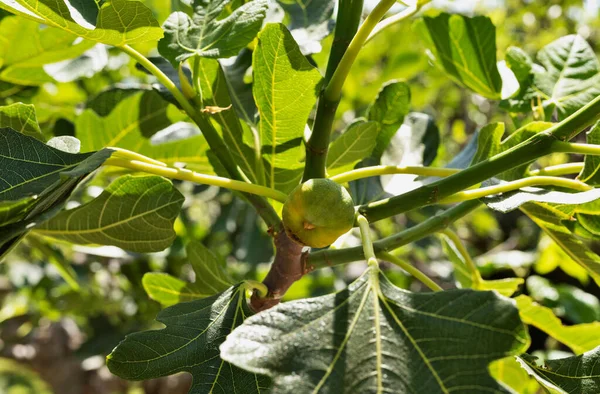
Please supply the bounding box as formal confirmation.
[107,284,270,394]
[3,0,163,46]
[36,175,184,253]
[517,348,600,394]
[0,127,105,200]
[158,0,268,64]
[253,23,322,192]
[221,267,529,393]
[0,128,112,258]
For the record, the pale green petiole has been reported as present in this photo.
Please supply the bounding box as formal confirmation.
[378,252,443,292]
[439,176,592,204]
[104,157,288,203]
[357,214,379,268]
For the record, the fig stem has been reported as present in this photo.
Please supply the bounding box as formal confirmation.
[104,158,288,203]
[438,176,592,204]
[378,252,442,292]
[357,214,378,267]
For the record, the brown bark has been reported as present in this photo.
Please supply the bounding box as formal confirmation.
[250,229,308,312]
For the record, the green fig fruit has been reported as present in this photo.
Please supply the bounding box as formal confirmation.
[282,179,355,248]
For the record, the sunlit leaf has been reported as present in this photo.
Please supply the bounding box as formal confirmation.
[254,23,322,191]
[77,92,212,172]
[516,295,600,355]
[36,175,184,253]
[194,58,261,183]
[107,284,270,393]
[222,267,529,393]
[489,356,540,394]
[0,102,42,140]
[0,16,94,85]
[10,0,163,46]
[158,0,268,64]
[505,35,600,120]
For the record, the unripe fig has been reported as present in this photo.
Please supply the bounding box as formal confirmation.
[282,179,355,248]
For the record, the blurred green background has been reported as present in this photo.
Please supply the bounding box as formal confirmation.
[0,1,599,393]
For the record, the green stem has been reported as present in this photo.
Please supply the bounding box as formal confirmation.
[358,94,600,222]
[439,229,481,286]
[366,0,431,43]
[302,0,364,181]
[108,147,167,167]
[307,200,480,269]
[378,252,442,291]
[553,141,600,156]
[119,45,281,228]
[439,176,592,204]
[331,165,460,184]
[357,214,378,267]
[325,0,397,102]
[529,162,583,176]
[104,158,288,203]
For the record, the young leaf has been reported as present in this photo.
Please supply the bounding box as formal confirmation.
[277,0,335,54]
[143,241,233,306]
[0,102,42,140]
[107,284,270,393]
[471,121,552,180]
[414,13,503,99]
[578,120,600,185]
[515,295,600,355]
[142,273,207,306]
[517,348,600,393]
[35,175,184,253]
[326,120,379,176]
[158,0,269,64]
[254,23,322,191]
[77,92,212,172]
[366,80,411,160]
[520,202,600,285]
[221,268,529,393]
[441,235,523,297]
[194,58,261,183]
[11,0,163,46]
[506,35,600,120]
[505,46,533,85]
